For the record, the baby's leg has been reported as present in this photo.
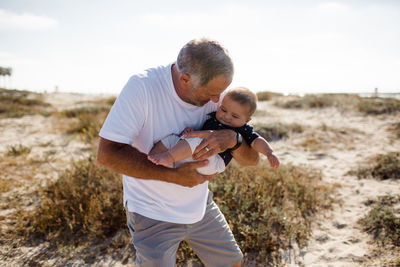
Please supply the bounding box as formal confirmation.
[148,141,168,156]
[148,139,192,167]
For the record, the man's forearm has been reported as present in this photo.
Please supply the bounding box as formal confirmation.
[97,137,216,188]
[97,137,175,182]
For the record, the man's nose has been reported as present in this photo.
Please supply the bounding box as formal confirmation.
[210,95,220,103]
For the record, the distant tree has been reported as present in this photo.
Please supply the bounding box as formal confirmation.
[0,66,12,88]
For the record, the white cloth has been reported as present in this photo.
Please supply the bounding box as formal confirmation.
[99,64,220,224]
[161,135,226,175]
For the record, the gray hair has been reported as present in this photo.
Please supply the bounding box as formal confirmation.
[176,38,234,87]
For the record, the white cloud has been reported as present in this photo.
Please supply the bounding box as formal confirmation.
[315,1,350,13]
[0,9,58,30]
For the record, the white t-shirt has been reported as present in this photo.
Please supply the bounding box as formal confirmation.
[99,64,219,224]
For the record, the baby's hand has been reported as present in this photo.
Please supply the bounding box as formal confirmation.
[267,153,280,169]
[181,127,194,136]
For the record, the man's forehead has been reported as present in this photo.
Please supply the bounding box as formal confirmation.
[203,75,232,93]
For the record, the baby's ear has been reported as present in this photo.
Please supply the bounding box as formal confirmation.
[246,117,252,123]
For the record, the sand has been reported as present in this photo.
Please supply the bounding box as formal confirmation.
[0,92,399,266]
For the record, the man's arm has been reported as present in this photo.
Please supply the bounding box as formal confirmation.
[183,129,259,166]
[97,137,217,188]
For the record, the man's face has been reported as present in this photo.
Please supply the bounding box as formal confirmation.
[187,74,232,106]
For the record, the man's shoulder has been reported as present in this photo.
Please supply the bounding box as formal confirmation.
[122,63,172,94]
[130,64,172,81]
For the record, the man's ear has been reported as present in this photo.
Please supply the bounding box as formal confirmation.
[180,73,191,85]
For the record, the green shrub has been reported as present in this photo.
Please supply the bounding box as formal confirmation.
[359,195,400,247]
[15,157,332,264]
[209,162,332,262]
[349,152,400,180]
[18,156,124,242]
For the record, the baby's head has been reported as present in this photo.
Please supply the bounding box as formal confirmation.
[216,87,257,128]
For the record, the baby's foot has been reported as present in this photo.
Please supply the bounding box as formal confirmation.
[148,152,175,168]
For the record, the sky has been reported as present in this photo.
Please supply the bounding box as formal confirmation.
[0,0,399,95]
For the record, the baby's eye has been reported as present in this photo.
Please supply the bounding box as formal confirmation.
[232,115,239,119]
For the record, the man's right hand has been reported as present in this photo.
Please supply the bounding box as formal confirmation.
[172,160,217,188]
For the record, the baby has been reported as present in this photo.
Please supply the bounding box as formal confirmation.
[148,87,279,175]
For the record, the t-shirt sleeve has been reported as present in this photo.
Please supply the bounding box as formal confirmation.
[99,77,146,145]
[239,124,260,145]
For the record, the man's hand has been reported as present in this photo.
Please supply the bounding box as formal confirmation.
[180,127,194,136]
[183,129,236,161]
[172,160,217,187]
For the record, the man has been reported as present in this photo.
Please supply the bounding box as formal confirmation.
[97,38,259,267]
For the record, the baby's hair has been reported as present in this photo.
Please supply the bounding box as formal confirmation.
[226,87,258,116]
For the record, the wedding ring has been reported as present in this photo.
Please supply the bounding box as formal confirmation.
[205,146,210,152]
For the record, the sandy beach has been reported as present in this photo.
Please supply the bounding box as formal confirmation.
[0,91,399,266]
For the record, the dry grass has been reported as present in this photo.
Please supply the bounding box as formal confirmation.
[256,91,283,101]
[297,124,361,152]
[348,152,400,180]
[0,88,51,118]
[359,195,400,247]
[208,162,333,263]
[274,94,400,115]
[274,94,360,110]
[5,144,31,157]
[15,155,124,243]
[254,122,304,141]
[358,98,400,115]
[8,156,333,265]
[53,106,111,143]
[389,122,400,139]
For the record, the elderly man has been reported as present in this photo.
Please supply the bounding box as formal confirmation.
[97,38,259,267]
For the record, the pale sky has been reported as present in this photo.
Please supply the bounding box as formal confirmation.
[0,0,399,95]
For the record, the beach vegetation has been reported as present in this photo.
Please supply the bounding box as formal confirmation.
[389,122,400,139]
[12,154,332,265]
[256,91,283,101]
[55,106,111,143]
[0,88,50,118]
[348,152,400,180]
[6,144,31,157]
[357,98,400,115]
[359,195,400,247]
[274,94,400,115]
[254,122,303,141]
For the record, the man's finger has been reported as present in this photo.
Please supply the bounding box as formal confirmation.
[185,159,209,169]
[193,150,214,161]
[183,130,212,139]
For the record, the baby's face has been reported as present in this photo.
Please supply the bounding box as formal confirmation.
[216,95,251,128]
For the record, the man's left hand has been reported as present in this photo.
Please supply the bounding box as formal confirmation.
[183,129,236,160]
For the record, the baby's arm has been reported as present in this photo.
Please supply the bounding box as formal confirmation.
[251,137,280,168]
